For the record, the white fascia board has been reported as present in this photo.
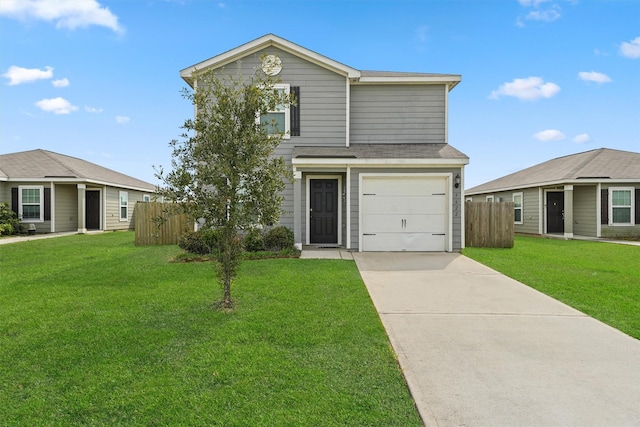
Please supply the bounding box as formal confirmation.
[353,75,461,89]
[292,158,469,168]
[465,178,640,196]
[4,177,155,193]
[181,34,360,86]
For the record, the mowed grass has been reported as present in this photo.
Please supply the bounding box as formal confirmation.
[463,236,640,339]
[0,233,421,426]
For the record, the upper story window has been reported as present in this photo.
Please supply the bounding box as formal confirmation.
[259,83,290,139]
[513,192,523,224]
[19,186,44,222]
[143,194,151,203]
[119,191,128,221]
[486,195,494,202]
[609,187,634,225]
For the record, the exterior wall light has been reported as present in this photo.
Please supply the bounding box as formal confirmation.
[454,174,461,189]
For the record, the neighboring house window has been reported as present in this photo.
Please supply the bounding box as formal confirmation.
[486,195,494,202]
[119,191,128,221]
[513,192,523,224]
[19,186,44,222]
[259,83,290,138]
[609,187,634,225]
[465,197,472,202]
[143,194,151,203]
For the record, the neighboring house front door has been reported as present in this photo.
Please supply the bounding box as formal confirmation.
[86,190,101,230]
[547,191,564,233]
[310,179,338,244]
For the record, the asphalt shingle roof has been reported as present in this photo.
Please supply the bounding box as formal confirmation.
[0,149,156,191]
[293,143,469,160]
[466,148,640,194]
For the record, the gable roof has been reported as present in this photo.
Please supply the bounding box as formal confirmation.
[181,34,461,89]
[466,148,640,194]
[0,149,155,192]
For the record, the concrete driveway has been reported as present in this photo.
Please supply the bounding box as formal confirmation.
[353,252,640,426]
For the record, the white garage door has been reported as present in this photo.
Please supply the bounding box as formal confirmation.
[361,176,448,251]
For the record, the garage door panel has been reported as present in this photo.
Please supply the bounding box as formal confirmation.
[362,232,446,252]
[361,176,449,252]
[362,177,446,196]
[363,195,446,215]
[362,214,446,233]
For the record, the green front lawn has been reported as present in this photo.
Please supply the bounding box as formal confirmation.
[463,236,640,340]
[0,233,421,426]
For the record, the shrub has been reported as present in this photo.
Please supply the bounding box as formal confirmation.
[178,230,211,255]
[243,229,265,252]
[0,202,19,236]
[264,226,294,251]
[201,227,221,252]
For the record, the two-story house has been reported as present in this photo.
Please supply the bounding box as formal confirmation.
[180,34,469,252]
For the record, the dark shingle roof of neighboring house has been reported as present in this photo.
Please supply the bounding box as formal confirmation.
[466,148,640,194]
[293,143,469,161]
[0,149,156,191]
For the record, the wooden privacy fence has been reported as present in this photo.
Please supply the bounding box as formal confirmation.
[465,201,514,248]
[134,202,193,246]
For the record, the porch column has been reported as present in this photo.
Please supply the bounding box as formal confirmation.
[293,170,302,250]
[77,184,87,234]
[564,185,574,238]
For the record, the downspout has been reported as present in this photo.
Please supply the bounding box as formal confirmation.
[50,181,55,233]
[444,84,449,145]
[346,165,351,249]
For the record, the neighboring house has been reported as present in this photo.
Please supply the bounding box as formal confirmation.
[465,148,640,239]
[0,149,156,233]
[180,34,469,252]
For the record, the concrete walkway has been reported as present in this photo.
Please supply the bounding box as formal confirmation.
[353,252,640,427]
[0,231,79,245]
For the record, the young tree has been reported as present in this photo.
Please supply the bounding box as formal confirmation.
[156,64,294,309]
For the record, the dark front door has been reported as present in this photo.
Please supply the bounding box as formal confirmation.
[547,191,564,233]
[310,179,338,244]
[86,190,100,230]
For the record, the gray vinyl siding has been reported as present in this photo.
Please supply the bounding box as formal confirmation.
[349,167,464,251]
[6,182,52,233]
[350,85,446,144]
[105,187,148,231]
[55,184,78,232]
[573,185,597,236]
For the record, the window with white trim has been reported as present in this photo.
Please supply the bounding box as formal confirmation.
[486,195,494,202]
[258,83,290,138]
[119,191,128,221]
[143,194,151,203]
[513,192,523,224]
[19,186,44,222]
[609,187,634,225]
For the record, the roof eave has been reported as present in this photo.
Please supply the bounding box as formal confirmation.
[180,34,361,87]
[465,177,640,195]
[353,75,462,90]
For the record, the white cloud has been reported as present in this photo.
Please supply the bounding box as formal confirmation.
[534,129,565,141]
[525,7,560,22]
[0,0,124,33]
[35,97,78,114]
[115,115,130,124]
[489,76,560,101]
[3,65,53,85]
[620,36,640,59]
[578,71,612,84]
[573,133,590,143]
[52,77,69,87]
[518,0,552,6]
[85,106,103,113]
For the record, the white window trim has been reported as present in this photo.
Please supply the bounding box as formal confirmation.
[257,83,290,139]
[609,187,634,226]
[18,185,44,223]
[513,192,523,225]
[119,191,128,222]
[143,194,151,203]
[486,195,494,202]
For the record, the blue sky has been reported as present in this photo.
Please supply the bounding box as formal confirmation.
[1,0,638,188]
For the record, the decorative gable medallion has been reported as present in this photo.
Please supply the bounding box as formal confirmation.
[261,54,282,76]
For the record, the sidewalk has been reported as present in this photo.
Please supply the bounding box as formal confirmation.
[0,231,79,245]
